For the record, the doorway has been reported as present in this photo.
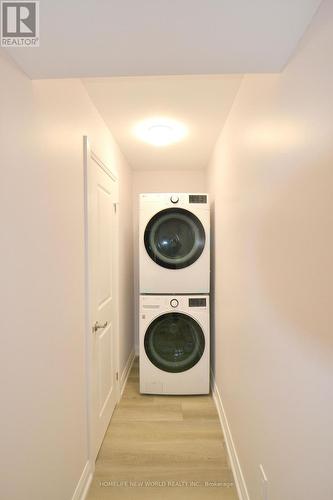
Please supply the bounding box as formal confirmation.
[83,137,120,464]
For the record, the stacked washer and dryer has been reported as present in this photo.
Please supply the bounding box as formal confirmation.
[139,193,210,395]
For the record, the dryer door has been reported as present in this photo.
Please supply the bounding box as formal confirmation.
[144,208,205,269]
[144,312,205,373]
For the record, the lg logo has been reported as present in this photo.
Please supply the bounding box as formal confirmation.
[1,1,39,46]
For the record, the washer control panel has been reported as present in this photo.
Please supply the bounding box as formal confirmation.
[170,299,179,308]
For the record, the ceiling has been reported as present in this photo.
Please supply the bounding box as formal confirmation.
[5,0,322,171]
[83,75,242,170]
[6,0,321,79]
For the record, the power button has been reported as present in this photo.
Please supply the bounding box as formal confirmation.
[170,195,179,204]
[170,299,179,308]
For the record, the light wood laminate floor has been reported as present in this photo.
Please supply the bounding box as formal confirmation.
[87,358,238,500]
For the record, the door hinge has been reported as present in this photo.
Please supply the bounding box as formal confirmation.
[116,371,119,381]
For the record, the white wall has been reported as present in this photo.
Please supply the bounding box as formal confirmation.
[0,51,133,500]
[207,1,333,499]
[132,169,206,350]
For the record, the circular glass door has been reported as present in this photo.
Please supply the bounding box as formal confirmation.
[144,312,205,373]
[144,208,205,269]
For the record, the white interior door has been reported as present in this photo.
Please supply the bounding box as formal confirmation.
[85,139,119,462]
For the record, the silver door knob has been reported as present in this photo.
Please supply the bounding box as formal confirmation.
[92,321,108,333]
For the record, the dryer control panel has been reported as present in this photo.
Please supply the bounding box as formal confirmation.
[140,192,209,209]
[189,194,207,204]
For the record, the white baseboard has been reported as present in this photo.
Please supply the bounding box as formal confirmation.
[120,349,135,396]
[211,371,250,500]
[71,460,93,500]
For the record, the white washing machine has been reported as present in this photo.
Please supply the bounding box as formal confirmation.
[139,294,210,395]
[139,193,210,294]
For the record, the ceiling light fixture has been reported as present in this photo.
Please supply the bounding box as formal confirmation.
[134,117,188,147]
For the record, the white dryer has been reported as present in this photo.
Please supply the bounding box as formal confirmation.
[139,294,210,395]
[139,193,210,294]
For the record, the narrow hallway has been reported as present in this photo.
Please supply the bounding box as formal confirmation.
[87,358,237,499]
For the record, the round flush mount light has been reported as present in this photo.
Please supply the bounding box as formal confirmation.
[134,117,188,147]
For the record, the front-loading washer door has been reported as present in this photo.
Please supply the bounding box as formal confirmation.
[144,312,205,373]
[144,208,205,269]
